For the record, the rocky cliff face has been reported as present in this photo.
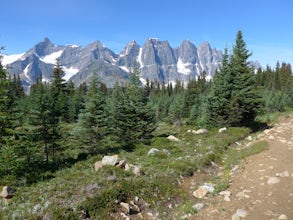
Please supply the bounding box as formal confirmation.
[3,37,224,92]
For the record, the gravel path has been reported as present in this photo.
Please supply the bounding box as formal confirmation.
[193,115,293,220]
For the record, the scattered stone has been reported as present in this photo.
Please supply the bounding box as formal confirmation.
[236,209,248,218]
[219,127,227,133]
[120,212,130,220]
[200,183,215,193]
[219,191,232,201]
[276,171,289,177]
[268,135,275,140]
[231,213,240,220]
[278,214,288,219]
[148,148,161,156]
[125,163,143,176]
[236,190,251,199]
[193,187,208,199]
[0,186,15,199]
[116,159,127,169]
[193,203,205,211]
[267,176,280,185]
[162,149,170,154]
[219,191,232,197]
[194,128,208,135]
[120,202,130,214]
[94,161,103,171]
[231,165,239,173]
[137,213,144,220]
[102,154,119,166]
[167,135,179,141]
[246,136,253,141]
[130,201,140,213]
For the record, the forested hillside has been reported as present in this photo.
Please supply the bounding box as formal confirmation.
[0,31,292,219]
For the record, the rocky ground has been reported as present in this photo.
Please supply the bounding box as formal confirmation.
[192,115,293,220]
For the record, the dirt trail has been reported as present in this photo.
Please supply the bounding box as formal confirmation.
[193,115,293,220]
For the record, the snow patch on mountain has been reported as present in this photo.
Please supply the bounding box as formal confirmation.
[119,66,129,72]
[177,58,191,75]
[23,63,31,81]
[62,66,79,81]
[2,53,25,66]
[137,48,144,67]
[40,50,64,64]
[140,77,147,85]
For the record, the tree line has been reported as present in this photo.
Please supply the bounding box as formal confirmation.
[0,31,292,186]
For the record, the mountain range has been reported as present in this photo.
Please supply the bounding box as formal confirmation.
[2,37,260,93]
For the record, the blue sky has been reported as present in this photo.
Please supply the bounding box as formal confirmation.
[1,0,292,67]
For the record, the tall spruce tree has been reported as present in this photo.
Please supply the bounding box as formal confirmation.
[109,65,157,146]
[75,74,108,153]
[0,49,11,147]
[207,31,262,126]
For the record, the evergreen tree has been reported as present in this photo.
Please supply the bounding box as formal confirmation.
[29,75,61,164]
[0,49,12,147]
[109,66,156,146]
[75,74,108,153]
[207,31,262,126]
[50,58,67,121]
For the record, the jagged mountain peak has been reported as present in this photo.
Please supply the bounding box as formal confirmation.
[28,37,57,57]
[4,37,228,93]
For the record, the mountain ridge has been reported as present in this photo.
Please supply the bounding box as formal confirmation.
[2,37,260,93]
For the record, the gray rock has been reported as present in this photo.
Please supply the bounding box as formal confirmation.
[246,136,253,141]
[192,203,205,211]
[219,127,227,133]
[194,128,208,134]
[231,213,240,220]
[278,214,288,219]
[201,183,215,193]
[167,135,179,141]
[120,202,130,214]
[236,209,248,218]
[276,171,289,177]
[148,148,161,156]
[267,177,280,185]
[0,186,15,199]
[193,188,208,199]
[116,159,127,169]
[94,161,103,171]
[101,155,119,166]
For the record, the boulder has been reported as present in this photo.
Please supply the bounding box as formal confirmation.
[236,209,248,218]
[0,186,14,199]
[94,161,103,171]
[120,202,130,214]
[192,203,205,211]
[102,154,119,166]
[219,127,227,133]
[192,187,208,199]
[193,129,208,135]
[116,160,127,169]
[267,176,280,185]
[148,148,161,156]
[200,183,215,193]
[167,135,179,141]
[125,163,143,176]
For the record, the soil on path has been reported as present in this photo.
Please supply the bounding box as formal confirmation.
[193,115,293,220]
